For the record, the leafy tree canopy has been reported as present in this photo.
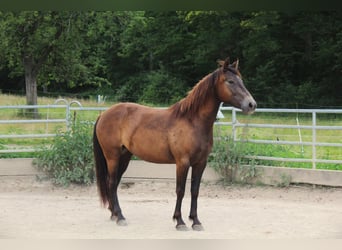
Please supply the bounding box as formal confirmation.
[0,11,341,108]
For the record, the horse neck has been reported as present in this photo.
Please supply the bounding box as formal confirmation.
[170,70,221,125]
[196,70,222,125]
[196,90,221,126]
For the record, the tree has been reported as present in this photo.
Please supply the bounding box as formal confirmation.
[0,11,131,115]
[291,11,342,107]
[117,11,191,103]
[0,11,341,108]
[0,12,75,116]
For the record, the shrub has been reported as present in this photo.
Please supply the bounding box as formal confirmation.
[209,136,244,183]
[208,136,257,184]
[114,69,187,105]
[114,73,145,102]
[34,122,95,186]
[139,70,187,105]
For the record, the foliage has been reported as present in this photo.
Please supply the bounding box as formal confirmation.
[0,11,342,108]
[277,173,292,188]
[209,135,257,184]
[139,70,185,104]
[114,69,187,104]
[34,122,94,186]
[0,11,78,107]
[0,11,130,106]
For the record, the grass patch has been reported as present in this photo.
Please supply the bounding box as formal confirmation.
[214,123,342,171]
[0,94,107,158]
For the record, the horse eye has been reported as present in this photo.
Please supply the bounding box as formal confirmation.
[228,80,234,84]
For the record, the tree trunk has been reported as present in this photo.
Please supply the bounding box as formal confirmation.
[24,56,39,119]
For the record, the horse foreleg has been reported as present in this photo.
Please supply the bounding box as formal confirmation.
[173,162,190,231]
[189,163,206,231]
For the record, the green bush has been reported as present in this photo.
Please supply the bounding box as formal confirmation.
[114,69,187,105]
[139,70,187,105]
[209,136,245,183]
[34,122,95,186]
[114,73,145,102]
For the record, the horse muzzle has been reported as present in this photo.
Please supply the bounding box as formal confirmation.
[241,97,257,115]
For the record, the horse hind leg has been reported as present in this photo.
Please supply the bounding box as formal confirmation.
[106,156,123,223]
[117,146,132,183]
[107,147,132,226]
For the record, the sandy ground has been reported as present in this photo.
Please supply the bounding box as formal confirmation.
[0,176,342,239]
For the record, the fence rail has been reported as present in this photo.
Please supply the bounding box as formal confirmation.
[0,102,341,169]
[218,107,342,169]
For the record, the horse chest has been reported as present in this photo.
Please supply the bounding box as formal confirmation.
[168,126,212,158]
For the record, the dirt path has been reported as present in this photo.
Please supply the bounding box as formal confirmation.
[1,176,342,239]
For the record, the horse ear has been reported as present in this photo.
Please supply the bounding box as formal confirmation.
[217,59,225,67]
[223,57,230,72]
[232,58,239,70]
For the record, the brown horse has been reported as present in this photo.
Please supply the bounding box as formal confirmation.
[93,57,256,231]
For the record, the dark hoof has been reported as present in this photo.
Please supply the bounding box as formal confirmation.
[176,224,189,231]
[117,219,128,226]
[192,224,204,231]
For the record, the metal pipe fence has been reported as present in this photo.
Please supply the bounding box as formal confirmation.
[1,102,341,169]
[217,107,342,169]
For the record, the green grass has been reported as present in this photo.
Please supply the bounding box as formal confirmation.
[1,94,341,171]
[0,94,106,156]
[215,111,342,170]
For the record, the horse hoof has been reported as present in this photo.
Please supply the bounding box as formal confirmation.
[117,219,128,226]
[192,224,204,231]
[176,224,189,231]
[110,215,117,221]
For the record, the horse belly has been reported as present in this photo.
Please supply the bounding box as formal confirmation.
[125,130,175,164]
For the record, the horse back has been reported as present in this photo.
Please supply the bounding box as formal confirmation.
[96,103,174,163]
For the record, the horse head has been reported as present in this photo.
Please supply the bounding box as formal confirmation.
[216,57,256,114]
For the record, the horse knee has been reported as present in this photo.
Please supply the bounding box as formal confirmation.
[176,187,185,198]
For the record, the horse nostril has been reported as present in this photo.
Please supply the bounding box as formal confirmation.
[249,102,256,109]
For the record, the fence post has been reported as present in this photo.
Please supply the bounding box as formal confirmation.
[296,116,304,154]
[66,104,71,130]
[232,108,237,141]
[312,111,317,169]
[54,98,70,131]
[69,100,82,127]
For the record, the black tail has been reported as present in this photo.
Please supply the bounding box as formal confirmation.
[93,118,109,206]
